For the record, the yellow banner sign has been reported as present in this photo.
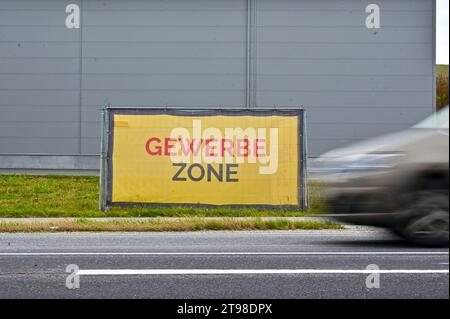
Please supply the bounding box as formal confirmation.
[105,110,305,208]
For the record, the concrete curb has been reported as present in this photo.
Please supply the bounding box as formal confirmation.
[0,216,329,223]
[0,217,377,231]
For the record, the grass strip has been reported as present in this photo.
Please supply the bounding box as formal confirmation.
[0,218,341,233]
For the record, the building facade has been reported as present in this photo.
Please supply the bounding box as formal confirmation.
[0,0,436,173]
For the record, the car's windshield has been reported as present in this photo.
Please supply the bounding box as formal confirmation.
[414,107,449,129]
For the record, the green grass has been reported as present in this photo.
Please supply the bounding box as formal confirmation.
[0,175,324,218]
[0,218,341,233]
[437,65,449,110]
[437,65,449,78]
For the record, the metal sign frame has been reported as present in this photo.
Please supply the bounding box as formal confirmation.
[100,107,309,211]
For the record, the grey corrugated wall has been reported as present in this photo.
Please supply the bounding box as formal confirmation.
[0,0,436,173]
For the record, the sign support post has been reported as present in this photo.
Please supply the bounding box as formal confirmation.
[99,105,109,212]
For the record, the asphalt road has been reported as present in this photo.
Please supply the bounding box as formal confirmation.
[0,229,448,299]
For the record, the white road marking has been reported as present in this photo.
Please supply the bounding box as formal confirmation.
[77,269,450,276]
[0,251,448,256]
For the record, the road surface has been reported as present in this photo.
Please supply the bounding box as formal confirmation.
[0,229,448,299]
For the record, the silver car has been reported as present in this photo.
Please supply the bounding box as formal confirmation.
[315,107,449,246]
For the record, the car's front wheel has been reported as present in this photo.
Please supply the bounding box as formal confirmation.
[394,191,449,247]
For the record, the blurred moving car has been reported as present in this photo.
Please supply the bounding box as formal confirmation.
[315,107,449,246]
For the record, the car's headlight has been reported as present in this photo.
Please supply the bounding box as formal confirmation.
[314,152,405,175]
[339,152,405,172]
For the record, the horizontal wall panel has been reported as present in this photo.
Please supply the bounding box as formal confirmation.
[82,58,245,75]
[0,27,78,42]
[0,106,79,122]
[309,123,414,140]
[257,28,432,44]
[0,74,80,90]
[82,91,246,108]
[0,122,78,138]
[256,92,433,108]
[306,107,432,125]
[257,43,432,59]
[82,74,244,91]
[82,11,246,27]
[0,43,79,58]
[83,43,245,59]
[0,0,69,10]
[258,0,433,11]
[0,91,79,107]
[83,0,247,11]
[257,11,433,27]
[257,59,433,76]
[83,27,246,42]
[0,11,71,26]
[257,75,433,92]
[0,58,79,74]
[0,140,79,154]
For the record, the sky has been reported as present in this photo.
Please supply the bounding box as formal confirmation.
[437,0,449,64]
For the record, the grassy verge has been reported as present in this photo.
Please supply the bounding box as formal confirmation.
[0,218,341,233]
[437,64,449,78]
[437,65,449,111]
[0,175,326,218]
